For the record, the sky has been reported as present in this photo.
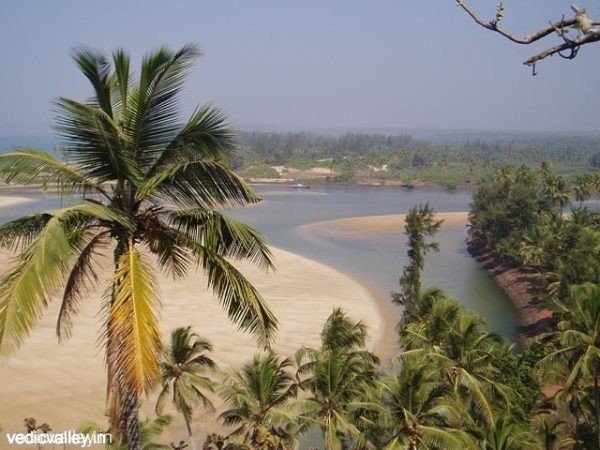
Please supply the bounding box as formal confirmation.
[0,0,599,135]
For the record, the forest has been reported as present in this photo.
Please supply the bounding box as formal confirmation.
[231,131,600,189]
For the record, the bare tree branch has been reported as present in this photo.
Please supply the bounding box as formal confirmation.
[456,1,600,74]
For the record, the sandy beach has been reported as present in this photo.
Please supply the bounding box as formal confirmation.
[305,211,470,239]
[0,246,384,441]
[0,195,34,208]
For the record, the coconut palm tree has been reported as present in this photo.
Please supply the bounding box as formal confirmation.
[398,288,460,351]
[0,45,277,449]
[533,415,576,450]
[156,327,216,450]
[542,283,600,449]
[572,174,593,206]
[541,174,571,215]
[375,357,473,450]
[402,312,510,427]
[219,351,300,449]
[296,309,379,450]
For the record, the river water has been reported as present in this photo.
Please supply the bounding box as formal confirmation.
[229,185,517,342]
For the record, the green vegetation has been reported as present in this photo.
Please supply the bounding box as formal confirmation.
[3,42,600,450]
[232,131,600,187]
[239,165,281,179]
[0,45,276,449]
[393,203,443,317]
[156,327,216,450]
[69,199,599,449]
[469,164,600,449]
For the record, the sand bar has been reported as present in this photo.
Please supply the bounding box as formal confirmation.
[305,211,469,239]
[0,247,383,440]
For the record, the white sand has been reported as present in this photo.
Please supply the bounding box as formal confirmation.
[0,247,384,441]
[305,212,469,239]
[0,196,34,208]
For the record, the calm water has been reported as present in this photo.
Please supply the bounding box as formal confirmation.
[229,185,517,342]
[0,186,517,341]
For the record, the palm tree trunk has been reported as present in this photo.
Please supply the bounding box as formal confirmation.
[185,417,197,450]
[123,393,140,450]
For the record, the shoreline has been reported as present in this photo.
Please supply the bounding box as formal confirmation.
[304,212,548,346]
[467,238,552,345]
[247,178,476,192]
[332,267,398,361]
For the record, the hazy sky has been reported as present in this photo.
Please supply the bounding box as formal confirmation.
[1,1,599,133]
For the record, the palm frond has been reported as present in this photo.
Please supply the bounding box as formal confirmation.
[124,44,201,171]
[148,104,236,172]
[0,213,53,251]
[138,158,261,209]
[168,209,274,270]
[54,98,134,181]
[0,215,75,356]
[188,239,277,347]
[110,48,130,115]
[0,149,105,196]
[57,230,110,341]
[71,45,113,116]
[105,243,162,396]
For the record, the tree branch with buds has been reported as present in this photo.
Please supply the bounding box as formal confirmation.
[455,1,600,74]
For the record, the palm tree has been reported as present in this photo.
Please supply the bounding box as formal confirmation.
[533,415,575,450]
[398,288,460,351]
[219,351,300,449]
[0,45,277,449]
[156,327,216,450]
[296,309,379,450]
[542,174,571,215]
[572,174,593,206]
[375,357,473,450]
[402,312,510,426]
[542,283,600,449]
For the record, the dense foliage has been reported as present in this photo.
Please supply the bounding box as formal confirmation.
[232,131,600,188]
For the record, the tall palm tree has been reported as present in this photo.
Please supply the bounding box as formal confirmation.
[219,351,300,449]
[572,174,593,206]
[156,327,216,450]
[541,174,571,215]
[0,45,277,449]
